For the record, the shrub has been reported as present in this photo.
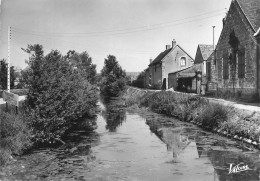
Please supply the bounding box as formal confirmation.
[194,103,231,131]
[23,45,99,145]
[0,111,32,166]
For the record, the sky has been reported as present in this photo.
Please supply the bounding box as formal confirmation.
[0,0,232,73]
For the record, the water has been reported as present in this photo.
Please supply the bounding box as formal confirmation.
[1,99,260,181]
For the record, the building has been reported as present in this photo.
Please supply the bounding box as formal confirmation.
[167,45,213,93]
[194,44,214,76]
[168,64,201,92]
[208,0,260,101]
[149,39,194,89]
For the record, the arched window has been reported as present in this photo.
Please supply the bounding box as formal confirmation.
[238,46,245,78]
[180,57,186,67]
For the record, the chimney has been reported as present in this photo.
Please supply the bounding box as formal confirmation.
[172,39,176,47]
[222,17,226,27]
[149,58,153,64]
[166,45,171,50]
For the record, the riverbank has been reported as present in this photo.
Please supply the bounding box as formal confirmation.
[123,87,260,149]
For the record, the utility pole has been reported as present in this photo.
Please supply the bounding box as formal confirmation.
[7,26,11,92]
[213,26,218,94]
[213,26,215,50]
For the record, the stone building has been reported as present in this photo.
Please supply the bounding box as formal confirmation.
[149,39,193,89]
[167,44,213,92]
[208,0,260,101]
[194,44,214,76]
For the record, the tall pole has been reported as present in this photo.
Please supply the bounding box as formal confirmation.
[213,26,218,94]
[7,26,11,92]
[213,26,215,50]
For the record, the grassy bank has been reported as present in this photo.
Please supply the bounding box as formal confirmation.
[0,110,32,167]
[124,87,260,147]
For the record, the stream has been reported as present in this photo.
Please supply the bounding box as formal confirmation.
[1,98,260,181]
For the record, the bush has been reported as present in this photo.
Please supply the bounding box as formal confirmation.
[23,45,99,145]
[194,103,231,131]
[0,111,32,166]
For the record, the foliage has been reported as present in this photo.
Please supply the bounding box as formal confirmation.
[0,59,16,90]
[0,111,32,166]
[194,103,231,131]
[132,71,145,88]
[66,50,97,84]
[23,44,99,144]
[100,55,127,96]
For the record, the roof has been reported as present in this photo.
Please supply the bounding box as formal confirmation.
[169,63,202,75]
[198,44,214,61]
[149,48,172,65]
[149,44,194,66]
[236,0,260,32]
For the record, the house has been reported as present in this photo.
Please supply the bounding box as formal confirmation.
[207,0,260,101]
[167,45,213,93]
[168,64,201,92]
[149,39,194,89]
[194,44,214,76]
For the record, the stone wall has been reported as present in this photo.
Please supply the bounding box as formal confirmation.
[211,1,258,101]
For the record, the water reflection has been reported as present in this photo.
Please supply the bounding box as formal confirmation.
[100,96,126,132]
[3,98,260,181]
[155,123,260,181]
[157,127,190,160]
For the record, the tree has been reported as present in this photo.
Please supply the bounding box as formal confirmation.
[0,59,16,90]
[23,44,99,144]
[132,71,145,88]
[100,55,126,96]
[66,51,97,84]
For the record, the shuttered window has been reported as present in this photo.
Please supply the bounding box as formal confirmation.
[223,50,229,79]
[238,47,245,78]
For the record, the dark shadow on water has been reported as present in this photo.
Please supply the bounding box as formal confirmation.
[100,95,126,132]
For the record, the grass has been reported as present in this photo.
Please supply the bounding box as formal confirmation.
[0,109,32,167]
[124,87,260,146]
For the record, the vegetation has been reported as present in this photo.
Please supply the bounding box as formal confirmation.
[22,45,99,145]
[100,55,127,96]
[0,59,17,90]
[0,44,99,166]
[0,110,32,166]
[124,87,260,146]
[132,71,145,88]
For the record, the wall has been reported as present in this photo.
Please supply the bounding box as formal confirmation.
[149,63,162,88]
[168,73,178,90]
[257,36,260,100]
[212,1,258,101]
[144,69,150,87]
[162,46,193,89]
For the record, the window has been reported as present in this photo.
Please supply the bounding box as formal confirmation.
[180,57,186,67]
[238,47,245,78]
[223,50,229,79]
[207,61,211,81]
[154,64,157,72]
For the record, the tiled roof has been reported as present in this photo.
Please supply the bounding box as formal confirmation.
[198,44,214,61]
[149,48,172,65]
[178,63,202,74]
[236,0,260,32]
[149,44,194,66]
